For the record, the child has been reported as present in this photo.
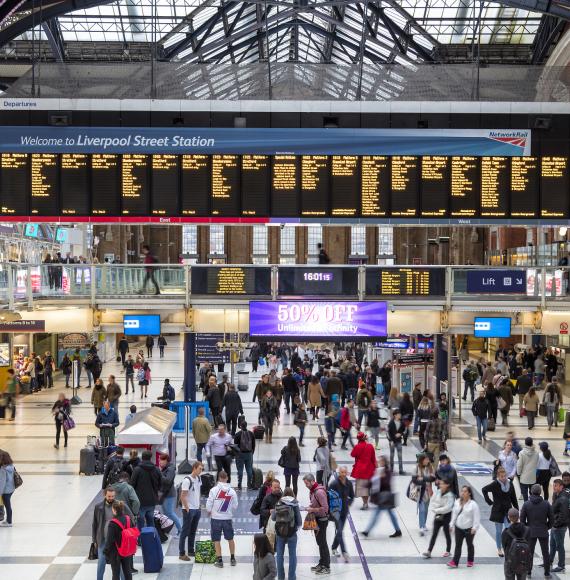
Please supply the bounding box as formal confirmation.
[294,403,307,447]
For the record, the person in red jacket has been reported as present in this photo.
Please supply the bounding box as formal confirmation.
[351,432,377,510]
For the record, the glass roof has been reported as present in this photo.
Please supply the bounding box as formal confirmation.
[16,0,544,64]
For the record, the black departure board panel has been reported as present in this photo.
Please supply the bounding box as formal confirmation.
[91,154,119,215]
[2,153,570,221]
[511,157,538,218]
[451,157,479,217]
[272,155,300,216]
[278,267,359,296]
[366,267,446,296]
[541,157,569,218]
[391,156,418,217]
[481,156,509,217]
[122,154,149,215]
[152,155,179,216]
[241,155,269,216]
[61,154,89,215]
[31,153,58,215]
[1,153,29,215]
[181,155,210,216]
[361,156,389,216]
[301,155,329,216]
[212,155,240,216]
[191,266,271,295]
[331,156,359,217]
[421,156,449,217]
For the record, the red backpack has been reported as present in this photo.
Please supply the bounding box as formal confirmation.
[111,515,140,557]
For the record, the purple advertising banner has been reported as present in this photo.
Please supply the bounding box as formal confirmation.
[249,301,387,340]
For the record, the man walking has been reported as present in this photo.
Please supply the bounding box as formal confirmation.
[234,420,255,489]
[124,355,135,394]
[549,478,569,573]
[191,406,211,462]
[106,374,122,417]
[303,473,330,575]
[221,384,243,436]
[117,336,129,367]
[206,423,234,483]
[472,389,489,444]
[501,508,530,580]
[328,466,355,562]
[130,449,161,530]
[387,409,406,475]
[206,470,238,568]
[517,437,539,502]
[520,484,553,578]
[141,244,160,295]
[179,461,204,562]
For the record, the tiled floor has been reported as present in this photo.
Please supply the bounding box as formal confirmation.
[0,339,567,579]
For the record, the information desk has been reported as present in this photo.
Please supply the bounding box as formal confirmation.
[0,154,568,220]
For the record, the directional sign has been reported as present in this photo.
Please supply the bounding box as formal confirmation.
[466,269,526,293]
[456,462,493,475]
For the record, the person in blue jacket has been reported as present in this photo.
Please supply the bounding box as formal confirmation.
[95,400,120,446]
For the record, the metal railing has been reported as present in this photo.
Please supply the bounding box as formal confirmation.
[1,263,569,309]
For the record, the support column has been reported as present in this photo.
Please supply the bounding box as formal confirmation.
[183,333,196,402]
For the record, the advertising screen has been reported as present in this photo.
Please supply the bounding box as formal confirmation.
[249,301,387,340]
[473,317,511,338]
[123,314,161,336]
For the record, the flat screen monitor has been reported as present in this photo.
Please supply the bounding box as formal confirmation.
[24,223,39,238]
[473,317,511,338]
[55,227,68,243]
[123,314,161,336]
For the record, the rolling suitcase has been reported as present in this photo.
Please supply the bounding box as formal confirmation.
[252,467,263,490]
[253,425,265,440]
[487,417,496,432]
[200,473,216,497]
[79,446,96,475]
[140,526,164,573]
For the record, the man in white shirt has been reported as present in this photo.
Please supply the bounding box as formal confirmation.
[206,470,238,568]
[179,461,204,562]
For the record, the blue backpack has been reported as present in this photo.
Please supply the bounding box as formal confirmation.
[327,487,342,520]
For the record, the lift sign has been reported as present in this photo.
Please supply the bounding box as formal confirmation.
[248,301,387,339]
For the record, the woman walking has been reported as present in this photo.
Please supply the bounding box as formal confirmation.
[314,437,331,487]
[497,440,518,481]
[307,376,325,421]
[260,390,278,444]
[294,403,307,447]
[91,379,107,416]
[482,467,518,557]
[523,387,539,430]
[537,441,556,500]
[447,486,481,568]
[412,454,435,536]
[485,382,499,425]
[51,393,71,449]
[279,436,301,496]
[399,392,414,445]
[422,479,455,559]
[138,362,151,398]
[0,451,16,526]
[351,432,377,510]
[543,382,559,430]
[103,501,134,580]
[416,397,433,449]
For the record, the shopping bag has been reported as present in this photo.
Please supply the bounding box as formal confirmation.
[558,407,566,424]
[302,512,319,531]
[195,540,217,564]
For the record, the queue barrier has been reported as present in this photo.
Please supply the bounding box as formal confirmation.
[169,401,210,433]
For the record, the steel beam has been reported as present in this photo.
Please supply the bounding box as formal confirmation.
[41,18,65,62]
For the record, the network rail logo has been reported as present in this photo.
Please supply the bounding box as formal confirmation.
[487,130,529,149]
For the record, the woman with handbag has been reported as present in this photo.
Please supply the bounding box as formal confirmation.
[422,479,455,558]
[447,486,481,568]
[0,450,16,526]
[537,441,556,500]
[51,393,71,449]
[279,437,301,496]
[523,387,539,430]
[412,454,435,536]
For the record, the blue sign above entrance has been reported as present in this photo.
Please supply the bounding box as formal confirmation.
[466,270,526,293]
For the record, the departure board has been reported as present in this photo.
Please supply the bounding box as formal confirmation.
[278,267,358,296]
[241,155,269,216]
[451,157,479,217]
[212,155,240,216]
[191,266,271,295]
[61,154,89,215]
[391,156,418,217]
[122,154,149,215]
[365,267,446,296]
[331,156,359,216]
[1,153,29,215]
[421,156,449,217]
[91,154,119,215]
[272,155,300,216]
[511,157,539,218]
[361,156,389,216]
[301,155,329,216]
[31,153,58,215]
[181,155,210,216]
[151,154,179,216]
[541,157,569,218]
[481,156,509,217]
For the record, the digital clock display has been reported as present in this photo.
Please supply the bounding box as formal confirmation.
[278,267,358,296]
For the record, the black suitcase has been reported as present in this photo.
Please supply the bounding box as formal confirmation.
[200,473,216,497]
[487,417,496,432]
[253,425,265,440]
[80,446,96,475]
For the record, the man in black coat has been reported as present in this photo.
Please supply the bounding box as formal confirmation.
[520,484,553,577]
[516,369,532,413]
[502,508,529,580]
[260,479,282,530]
[281,370,298,415]
[550,478,570,572]
[130,449,161,530]
[472,390,490,444]
[221,383,244,436]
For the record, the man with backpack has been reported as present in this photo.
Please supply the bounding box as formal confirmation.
[502,508,530,580]
[102,447,128,488]
[179,461,204,562]
[303,473,330,575]
[234,420,255,489]
[130,449,161,530]
[549,478,570,573]
[272,486,302,580]
[521,484,553,577]
[328,466,354,563]
[462,362,479,402]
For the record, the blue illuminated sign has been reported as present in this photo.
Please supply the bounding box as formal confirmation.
[123,314,161,336]
[467,270,525,293]
[24,223,38,238]
[474,317,511,338]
